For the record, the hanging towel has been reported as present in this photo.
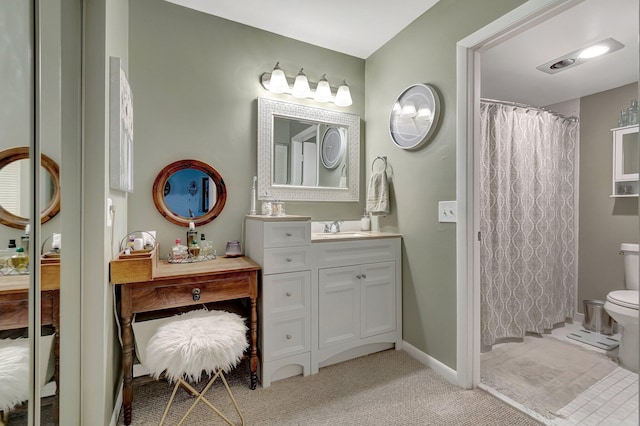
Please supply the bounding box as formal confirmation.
[366,170,390,215]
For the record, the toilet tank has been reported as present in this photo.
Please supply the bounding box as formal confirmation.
[621,243,639,291]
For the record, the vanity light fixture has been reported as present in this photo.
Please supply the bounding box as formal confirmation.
[260,63,352,106]
[536,38,624,74]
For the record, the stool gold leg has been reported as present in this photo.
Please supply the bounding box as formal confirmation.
[0,410,8,426]
[159,379,182,426]
[176,370,244,426]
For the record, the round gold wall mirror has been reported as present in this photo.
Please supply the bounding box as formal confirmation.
[0,147,61,229]
[152,159,227,227]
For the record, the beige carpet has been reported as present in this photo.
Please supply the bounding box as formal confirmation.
[481,336,619,420]
[118,349,540,425]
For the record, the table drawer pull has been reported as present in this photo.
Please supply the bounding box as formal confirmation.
[192,288,201,301]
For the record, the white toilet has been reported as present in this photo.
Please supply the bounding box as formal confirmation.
[604,243,639,372]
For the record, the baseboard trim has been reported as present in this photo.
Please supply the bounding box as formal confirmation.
[402,340,458,386]
[110,378,123,426]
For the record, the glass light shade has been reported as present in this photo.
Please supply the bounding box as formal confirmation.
[334,82,352,106]
[400,101,417,118]
[292,69,311,98]
[314,75,332,102]
[269,63,289,94]
[578,44,610,59]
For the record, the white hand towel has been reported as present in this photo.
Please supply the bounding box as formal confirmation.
[366,170,390,215]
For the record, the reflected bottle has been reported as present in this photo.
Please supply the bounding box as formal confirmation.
[11,247,29,273]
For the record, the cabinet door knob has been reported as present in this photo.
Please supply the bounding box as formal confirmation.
[286,232,292,237]
[192,288,201,301]
[356,274,361,279]
[286,291,292,297]
[286,258,293,262]
[286,334,292,340]
[361,274,367,279]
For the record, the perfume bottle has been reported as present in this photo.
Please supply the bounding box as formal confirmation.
[172,238,188,260]
[186,221,198,247]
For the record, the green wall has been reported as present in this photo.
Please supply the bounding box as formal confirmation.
[365,0,525,369]
[128,0,365,255]
[126,0,528,374]
[84,0,129,423]
[579,83,639,309]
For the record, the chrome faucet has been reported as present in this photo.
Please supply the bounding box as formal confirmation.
[324,220,343,233]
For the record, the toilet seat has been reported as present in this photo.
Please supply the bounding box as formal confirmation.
[607,290,639,310]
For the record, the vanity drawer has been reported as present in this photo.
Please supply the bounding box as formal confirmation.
[316,238,400,268]
[263,271,310,315]
[262,315,310,361]
[264,222,311,248]
[263,246,312,274]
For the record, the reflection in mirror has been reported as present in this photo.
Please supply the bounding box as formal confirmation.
[0,147,61,230]
[0,159,55,218]
[622,132,639,175]
[153,160,227,227]
[163,168,217,219]
[273,118,348,189]
[258,98,360,202]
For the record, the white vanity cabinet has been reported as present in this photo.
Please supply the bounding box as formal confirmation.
[612,124,639,197]
[313,237,402,371]
[245,215,312,387]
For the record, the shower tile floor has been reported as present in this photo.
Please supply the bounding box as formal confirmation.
[483,322,639,425]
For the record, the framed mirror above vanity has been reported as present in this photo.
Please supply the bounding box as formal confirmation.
[152,159,227,226]
[257,98,360,202]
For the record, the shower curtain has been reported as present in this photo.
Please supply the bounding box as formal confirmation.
[480,101,578,348]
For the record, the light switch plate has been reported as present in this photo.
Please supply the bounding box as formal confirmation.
[438,201,457,223]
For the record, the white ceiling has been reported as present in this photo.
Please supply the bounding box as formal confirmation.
[165,0,440,59]
[169,0,638,107]
[481,0,638,107]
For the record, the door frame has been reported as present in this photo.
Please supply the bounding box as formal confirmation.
[454,0,582,389]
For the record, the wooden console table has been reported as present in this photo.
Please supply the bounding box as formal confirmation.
[111,255,260,426]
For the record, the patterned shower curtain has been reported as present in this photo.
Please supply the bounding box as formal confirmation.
[479,101,578,348]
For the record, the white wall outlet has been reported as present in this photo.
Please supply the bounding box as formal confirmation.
[106,198,113,227]
[438,201,457,223]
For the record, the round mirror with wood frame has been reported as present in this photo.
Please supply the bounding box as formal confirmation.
[0,147,61,229]
[152,159,227,227]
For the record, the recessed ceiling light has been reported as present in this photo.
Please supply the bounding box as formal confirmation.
[578,45,610,59]
[537,38,624,74]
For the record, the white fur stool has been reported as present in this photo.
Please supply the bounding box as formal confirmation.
[145,309,248,426]
[0,340,29,425]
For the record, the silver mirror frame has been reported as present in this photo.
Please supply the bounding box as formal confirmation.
[258,97,360,202]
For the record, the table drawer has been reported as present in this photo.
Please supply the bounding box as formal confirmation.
[262,315,310,361]
[263,246,312,274]
[129,273,255,313]
[263,271,310,315]
[264,222,311,248]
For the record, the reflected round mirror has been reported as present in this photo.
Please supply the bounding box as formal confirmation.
[152,159,227,227]
[0,147,61,229]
